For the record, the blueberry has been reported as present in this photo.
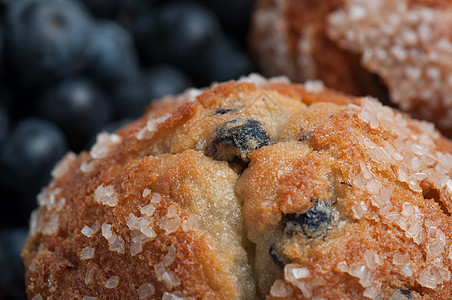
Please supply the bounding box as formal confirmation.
[0,118,67,193]
[282,200,337,240]
[268,244,285,270]
[214,108,235,115]
[0,228,27,300]
[400,289,412,299]
[6,0,92,86]
[200,36,256,85]
[114,65,192,118]
[0,118,67,226]
[85,20,139,88]
[144,1,221,73]
[205,118,273,164]
[35,77,113,151]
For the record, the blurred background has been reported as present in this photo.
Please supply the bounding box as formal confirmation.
[0,0,257,298]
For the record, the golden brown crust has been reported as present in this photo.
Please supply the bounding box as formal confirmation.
[249,0,378,97]
[250,0,452,136]
[22,75,452,299]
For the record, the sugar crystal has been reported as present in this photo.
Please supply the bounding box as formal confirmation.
[130,242,143,257]
[102,223,112,240]
[337,261,349,272]
[158,216,181,234]
[137,283,155,299]
[270,281,293,297]
[417,269,438,289]
[154,262,166,281]
[182,213,200,231]
[162,292,187,300]
[90,133,121,159]
[142,188,152,198]
[164,244,176,267]
[109,234,125,254]
[401,264,413,277]
[80,247,95,260]
[151,193,162,203]
[162,271,181,290]
[363,283,381,299]
[349,263,367,278]
[94,185,119,207]
[81,226,94,238]
[51,152,76,179]
[166,205,178,218]
[140,227,156,239]
[85,268,94,285]
[294,281,312,298]
[363,250,381,269]
[352,201,368,219]
[42,215,59,235]
[393,253,410,266]
[105,276,120,289]
[304,80,325,93]
[140,204,155,217]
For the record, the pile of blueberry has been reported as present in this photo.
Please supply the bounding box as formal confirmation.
[0,0,256,298]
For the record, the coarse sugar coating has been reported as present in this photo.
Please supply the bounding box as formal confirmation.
[249,0,452,137]
[22,74,452,299]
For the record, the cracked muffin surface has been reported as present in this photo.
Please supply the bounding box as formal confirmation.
[22,74,452,299]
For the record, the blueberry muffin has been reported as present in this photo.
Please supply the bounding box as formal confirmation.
[22,74,452,299]
[249,0,452,136]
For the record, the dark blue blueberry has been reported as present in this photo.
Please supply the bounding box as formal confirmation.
[0,118,67,189]
[200,36,256,85]
[6,0,92,86]
[0,118,67,220]
[214,108,235,115]
[0,228,27,300]
[282,200,336,239]
[35,77,113,151]
[144,1,221,73]
[85,20,139,88]
[268,244,284,270]
[400,289,412,299]
[206,118,273,164]
[114,65,192,118]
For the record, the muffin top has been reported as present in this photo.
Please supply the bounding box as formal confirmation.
[22,74,452,299]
